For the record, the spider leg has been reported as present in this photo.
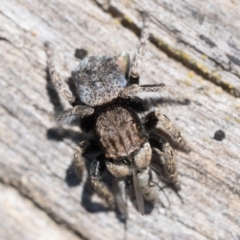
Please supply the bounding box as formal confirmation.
[90,159,116,209]
[145,111,191,153]
[119,83,169,102]
[129,12,150,84]
[73,140,93,178]
[54,105,94,124]
[105,160,132,178]
[149,134,180,190]
[46,45,76,106]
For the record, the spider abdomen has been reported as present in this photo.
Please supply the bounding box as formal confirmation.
[95,105,145,159]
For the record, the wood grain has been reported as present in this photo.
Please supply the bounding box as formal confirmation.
[0,0,240,239]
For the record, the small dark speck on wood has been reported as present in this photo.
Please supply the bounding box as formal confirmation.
[214,129,225,141]
[75,48,88,60]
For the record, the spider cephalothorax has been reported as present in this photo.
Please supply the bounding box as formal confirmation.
[47,14,190,215]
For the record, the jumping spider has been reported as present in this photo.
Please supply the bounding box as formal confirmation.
[47,14,190,215]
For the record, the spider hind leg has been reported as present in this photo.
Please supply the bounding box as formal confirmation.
[149,134,181,190]
[146,110,191,153]
[90,159,116,209]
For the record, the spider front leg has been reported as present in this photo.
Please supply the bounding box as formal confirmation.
[119,83,169,102]
[46,44,76,106]
[129,12,150,84]
[149,134,180,190]
[90,159,116,209]
[54,105,94,124]
[145,111,191,153]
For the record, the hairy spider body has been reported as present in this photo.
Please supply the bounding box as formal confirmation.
[72,53,129,106]
[47,14,190,215]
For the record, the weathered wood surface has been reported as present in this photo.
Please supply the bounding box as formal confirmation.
[0,183,80,240]
[0,0,240,239]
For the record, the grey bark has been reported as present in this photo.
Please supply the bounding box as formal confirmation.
[0,0,240,240]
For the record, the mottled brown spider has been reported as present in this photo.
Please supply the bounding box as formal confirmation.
[47,14,191,215]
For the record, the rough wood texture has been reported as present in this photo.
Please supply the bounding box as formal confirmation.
[0,0,240,240]
[0,183,80,240]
